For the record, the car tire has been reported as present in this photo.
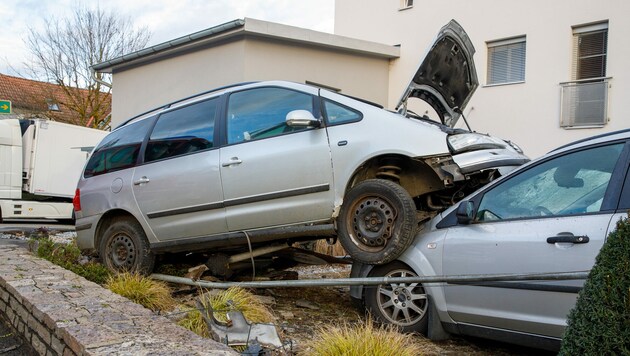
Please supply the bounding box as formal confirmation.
[364,262,429,333]
[99,217,155,275]
[338,179,417,265]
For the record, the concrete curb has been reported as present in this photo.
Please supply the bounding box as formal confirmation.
[0,245,236,355]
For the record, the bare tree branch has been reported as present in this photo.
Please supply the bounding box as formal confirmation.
[24,5,150,128]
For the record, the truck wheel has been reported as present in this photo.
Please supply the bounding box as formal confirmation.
[364,262,428,333]
[338,179,417,264]
[99,217,155,275]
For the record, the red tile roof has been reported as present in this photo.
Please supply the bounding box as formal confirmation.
[0,73,111,126]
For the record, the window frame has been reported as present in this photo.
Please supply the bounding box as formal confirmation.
[222,86,321,147]
[485,36,527,86]
[142,96,220,164]
[321,98,363,126]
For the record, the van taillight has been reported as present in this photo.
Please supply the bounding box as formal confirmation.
[73,189,81,212]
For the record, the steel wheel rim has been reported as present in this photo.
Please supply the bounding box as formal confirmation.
[376,269,428,327]
[347,195,398,252]
[108,233,136,270]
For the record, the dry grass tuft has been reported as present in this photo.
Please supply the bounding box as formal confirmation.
[303,318,424,356]
[178,287,274,337]
[106,272,175,312]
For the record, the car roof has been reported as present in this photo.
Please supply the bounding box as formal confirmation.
[550,128,630,154]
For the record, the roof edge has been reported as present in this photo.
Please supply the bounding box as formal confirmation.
[91,18,400,73]
[91,19,246,73]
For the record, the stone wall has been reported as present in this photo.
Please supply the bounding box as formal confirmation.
[0,245,236,355]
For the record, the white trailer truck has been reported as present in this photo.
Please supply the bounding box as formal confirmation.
[0,119,107,222]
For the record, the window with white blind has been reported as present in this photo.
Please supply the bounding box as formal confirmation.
[486,37,526,85]
[560,22,609,128]
[572,23,608,81]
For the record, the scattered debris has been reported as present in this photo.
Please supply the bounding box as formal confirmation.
[296,299,320,310]
[197,300,284,349]
[185,264,209,281]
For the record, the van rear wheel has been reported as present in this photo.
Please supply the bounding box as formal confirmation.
[99,217,155,275]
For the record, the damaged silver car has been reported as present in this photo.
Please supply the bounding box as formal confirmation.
[74,20,528,274]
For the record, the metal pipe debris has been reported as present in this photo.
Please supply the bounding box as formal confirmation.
[151,271,589,289]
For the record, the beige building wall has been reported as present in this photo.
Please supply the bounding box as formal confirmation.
[335,0,630,157]
[242,39,390,105]
[111,41,246,126]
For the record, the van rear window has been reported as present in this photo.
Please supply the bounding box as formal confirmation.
[84,118,154,178]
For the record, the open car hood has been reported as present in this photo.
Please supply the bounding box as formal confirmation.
[396,20,478,128]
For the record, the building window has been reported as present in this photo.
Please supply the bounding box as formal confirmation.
[560,22,609,128]
[486,37,526,85]
[47,99,60,111]
[399,0,413,10]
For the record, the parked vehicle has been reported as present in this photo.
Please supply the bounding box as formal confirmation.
[74,20,528,274]
[0,119,107,222]
[350,129,630,351]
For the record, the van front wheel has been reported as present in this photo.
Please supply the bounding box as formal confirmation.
[99,217,155,275]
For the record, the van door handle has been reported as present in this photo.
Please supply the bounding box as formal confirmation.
[134,176,150,185]
[547,232,589,244]
[222,157,243,167]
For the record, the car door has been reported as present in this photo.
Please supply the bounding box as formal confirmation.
[219,86,334,231]
[441,141,628,338]
[132,97,228,241]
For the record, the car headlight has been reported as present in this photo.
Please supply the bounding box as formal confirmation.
[447,133,507,154]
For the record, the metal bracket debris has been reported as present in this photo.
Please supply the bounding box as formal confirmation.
[196,300,283,349]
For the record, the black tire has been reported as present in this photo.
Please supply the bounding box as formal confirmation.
[364,262,429,333]
[338,179,417,264]
[99,217,155,275]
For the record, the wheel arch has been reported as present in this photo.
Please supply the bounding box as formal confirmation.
[344,154,446,199]
[94,209,143,253]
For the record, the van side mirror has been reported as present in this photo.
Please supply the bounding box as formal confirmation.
[456,200,474,224]
[286,110,321,128]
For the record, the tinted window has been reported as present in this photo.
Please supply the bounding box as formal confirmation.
[145,98,217,162]
[323,99,362,125]
[84,118,154,178]
[226,87,313,144]
[476,143,624,221]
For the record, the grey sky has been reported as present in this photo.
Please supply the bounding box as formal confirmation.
[0,0,335,77]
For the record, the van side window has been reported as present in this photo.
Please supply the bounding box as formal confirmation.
[323,99,363,125]
[226,87,314,144]
[145,98,217,162]
[84,118,154,178]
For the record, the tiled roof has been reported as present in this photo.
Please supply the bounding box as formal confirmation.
[0,73,111,125]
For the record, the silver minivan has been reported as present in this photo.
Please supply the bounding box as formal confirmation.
[74,21,528,274]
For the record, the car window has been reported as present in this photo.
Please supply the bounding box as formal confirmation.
[226,87,314,144]
[145,98,217,162]
[323,99,362,125]
[84,118,154,178]
[476,143,624,221]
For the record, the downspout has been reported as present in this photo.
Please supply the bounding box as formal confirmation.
[91,67,112,89]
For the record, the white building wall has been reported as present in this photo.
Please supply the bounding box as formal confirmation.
[335,0,630,157]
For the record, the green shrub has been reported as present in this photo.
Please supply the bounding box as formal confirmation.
[560,217,630,355]
[35,238,111,285]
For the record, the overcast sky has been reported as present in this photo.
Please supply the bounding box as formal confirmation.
[0,0,335,77]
